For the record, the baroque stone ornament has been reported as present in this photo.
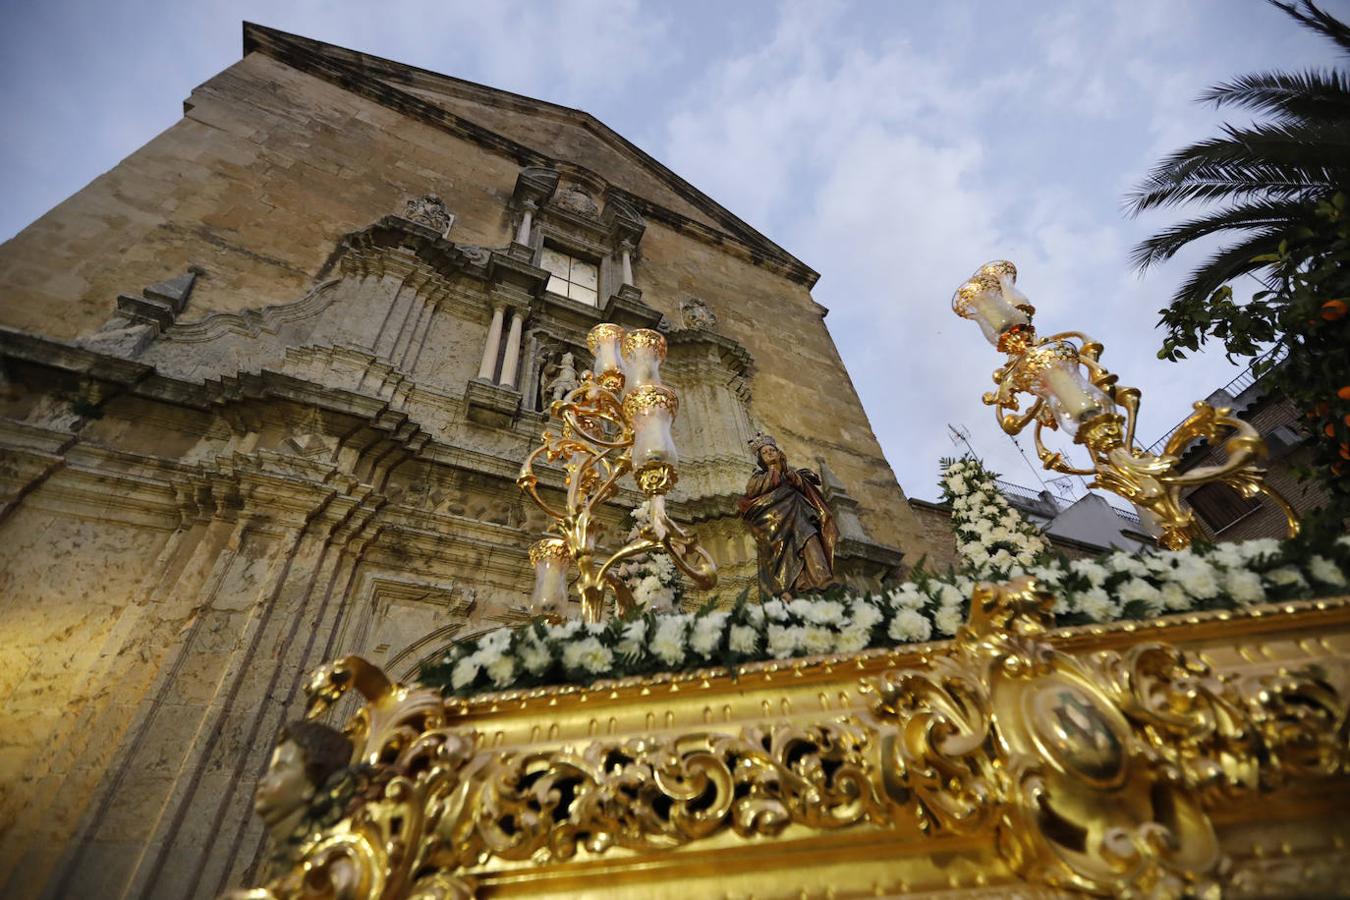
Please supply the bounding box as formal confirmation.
[229,581,1349,899]
[679,296,717,330]
[402,194,454,235]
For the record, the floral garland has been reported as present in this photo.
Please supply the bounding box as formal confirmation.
[420,456,1350,697]
[611,501,685,613]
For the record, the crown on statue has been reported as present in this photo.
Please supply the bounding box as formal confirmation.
[747,432,778,454]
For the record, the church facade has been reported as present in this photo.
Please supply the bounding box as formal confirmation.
[0,24,928,899]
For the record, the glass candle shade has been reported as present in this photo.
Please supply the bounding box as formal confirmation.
[587,323,626,392]
[621,328,667,390]
[1029,343,1112,433]
[976,260,1033,312]
[953,273,1029,346]
[623,384,680,494]
[528,538,571,615]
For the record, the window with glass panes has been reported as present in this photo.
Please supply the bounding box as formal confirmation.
[541,246,599,306]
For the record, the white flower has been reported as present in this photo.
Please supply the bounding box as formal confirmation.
[1308,556,1347,587]
[1224,569,1266,605]
[690,613,728,658]
[616,619,647,658]
[1175,558,1220,599]
[651,616,689,665]
[849,600,883,631]
[1160,582,1191,611]
[548,620,583,641]
[966,546,991,568]
[729,624,758,654]
[934,604,964,636]
[1030,564,1065,586]
[887,584,926,609]
[762,600,788,621]
[1118,578,1164,614]
[451,656,480,690]
[1237,538,1282,563]
[1107,554,1150,578]
[520,639,552,674]
[888,608,933,642]
[1076,587,1119,622]
[745,605,766,626]
[1070,559,1108,587]
[767,624,803,659]
[1264,565,1308,589]
[947,475,968,494]
[1338,535,1350,549]
[936,582,966,608]
[486,655,516,687]
[563,637,614,673]
[834,627,870,654]
[802,625,835,655]
[798,600,841,625]
[479,628,513,653]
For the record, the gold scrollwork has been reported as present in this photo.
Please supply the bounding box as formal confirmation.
[234,585,1349,899]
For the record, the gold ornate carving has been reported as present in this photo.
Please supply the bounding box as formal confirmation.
[620,327,667,361]
[526,537,568,566]
[620,383,678,418]
[516,324,716,623]
[233,588,1349,899]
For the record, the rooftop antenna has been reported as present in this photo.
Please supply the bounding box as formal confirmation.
[948,423,978,459]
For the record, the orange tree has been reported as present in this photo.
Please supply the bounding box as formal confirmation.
[1128,1,1350,500]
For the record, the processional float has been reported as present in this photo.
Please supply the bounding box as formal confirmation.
[229,313,1350,898]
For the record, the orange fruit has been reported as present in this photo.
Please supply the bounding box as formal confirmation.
[1341,443,1350,460]
[1326,423,1338,437]
[1322,299,1349,320]
[1339,386,1350,400]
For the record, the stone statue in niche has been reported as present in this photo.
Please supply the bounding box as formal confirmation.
[402,193,454,236]
[253,720,380,873]
[680,296,717,330]
[539,351,580,409]
[739,432,839,598]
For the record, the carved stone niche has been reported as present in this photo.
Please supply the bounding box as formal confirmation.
[522,330,590,414]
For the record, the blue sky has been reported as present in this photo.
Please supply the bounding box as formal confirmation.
[1,0,1343,502]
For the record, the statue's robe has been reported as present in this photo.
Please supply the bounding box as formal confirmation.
[738,465,839,597]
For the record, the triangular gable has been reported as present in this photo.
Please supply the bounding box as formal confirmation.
[242,23,817,283]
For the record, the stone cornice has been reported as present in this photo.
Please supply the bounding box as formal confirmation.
[238,23,820,288]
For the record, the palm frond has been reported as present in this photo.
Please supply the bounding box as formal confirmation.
[1268,1,1350,57]
[1126,122,1350,213]
[1130,200,1315,270]
[1168,229,1289,306]
[1198,69,1350,122]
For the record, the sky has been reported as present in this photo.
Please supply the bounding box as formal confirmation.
[1,0,1344,503]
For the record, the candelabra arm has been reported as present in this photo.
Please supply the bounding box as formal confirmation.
[1033,419,1096,477]
[516,448,566,521]
[659,512,718,590]
[1114,386,1143,450]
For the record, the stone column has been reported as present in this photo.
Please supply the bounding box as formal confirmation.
[514,201,536,245]
[477,303,506,381]
[619,240,634,286]
[499,309,526,388]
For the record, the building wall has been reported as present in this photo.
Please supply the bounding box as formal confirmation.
[1181,396,1330,543]
[0,31,927,900]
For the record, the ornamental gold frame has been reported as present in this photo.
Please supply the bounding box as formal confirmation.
[229,590,1350,899]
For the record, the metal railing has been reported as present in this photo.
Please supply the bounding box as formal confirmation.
[1143,344,1288,457]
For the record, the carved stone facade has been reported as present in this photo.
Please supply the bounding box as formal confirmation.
[0,23,926,899]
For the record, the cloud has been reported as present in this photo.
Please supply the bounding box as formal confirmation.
[654,1,1311,502]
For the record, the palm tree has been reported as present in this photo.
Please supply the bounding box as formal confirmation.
[1127,0,1350,305]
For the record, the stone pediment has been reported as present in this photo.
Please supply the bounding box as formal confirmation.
[241,22,818,287]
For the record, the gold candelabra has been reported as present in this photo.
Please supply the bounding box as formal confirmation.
[517,323,717,623]
[951,261,1299,550]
